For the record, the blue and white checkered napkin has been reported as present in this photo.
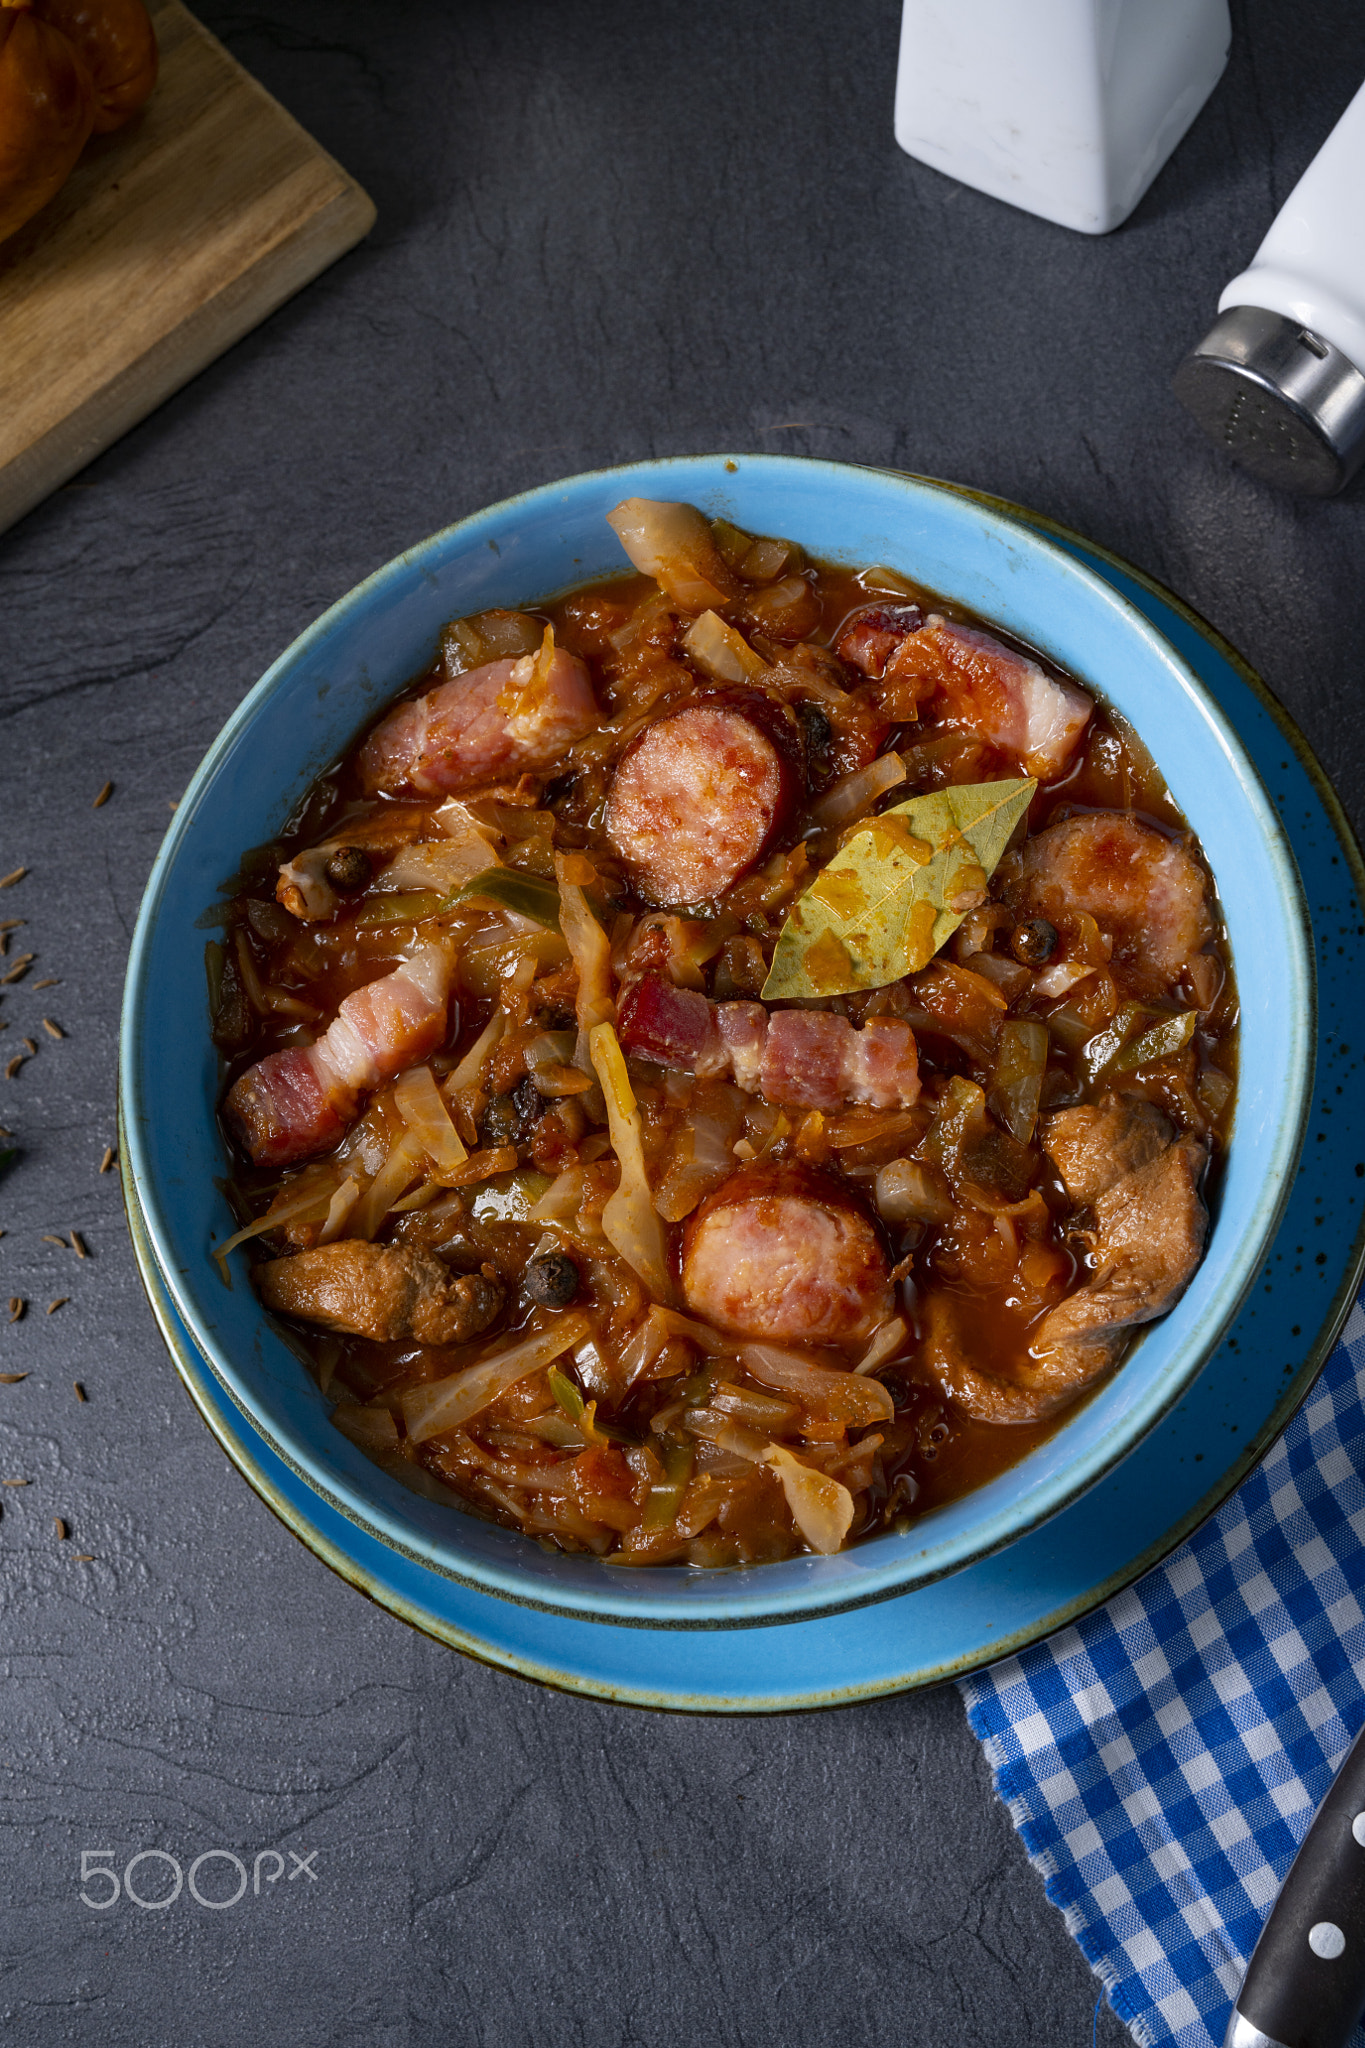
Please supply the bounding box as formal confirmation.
[962,1297,1365,2048]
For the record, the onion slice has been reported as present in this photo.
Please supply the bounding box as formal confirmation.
[682,610,769,685]
[810,753,907,830]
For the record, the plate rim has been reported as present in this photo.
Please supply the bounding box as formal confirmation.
[118,480,1365,1709]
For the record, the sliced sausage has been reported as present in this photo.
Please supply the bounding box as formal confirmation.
[255,1240,505,1346]
[1000,811,1214,998]
[681,1163,893,1347]
[604,692,800,907]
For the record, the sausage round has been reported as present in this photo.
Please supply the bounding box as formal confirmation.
[682,1162,893,1348]
[604,692,800,907]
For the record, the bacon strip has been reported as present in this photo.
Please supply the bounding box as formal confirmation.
[359,644,599,796]
[617,972,919,1111]
[225,944,453,1167]
[839,606,1092,781]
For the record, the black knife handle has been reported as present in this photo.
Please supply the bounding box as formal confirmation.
[1228,1720,1365,2048]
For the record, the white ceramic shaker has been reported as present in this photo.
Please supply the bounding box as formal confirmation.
[1174,75,1365,495]
[893,0,1231,236]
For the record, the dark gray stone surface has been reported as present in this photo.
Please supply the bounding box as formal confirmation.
[3,3,1363,2041]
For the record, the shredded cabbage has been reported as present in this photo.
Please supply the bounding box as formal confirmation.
[605,499,737,613]
[394,1064,469,1176]
[402,1314,592,1441]
[348,1129,424,1241]
[558,855,615,1069]
[589,1022,670,1301]
[853,1316,907,1376]
[739,1344,895,1425]
[762,1445,854,1554]
[211,1165,343,1275]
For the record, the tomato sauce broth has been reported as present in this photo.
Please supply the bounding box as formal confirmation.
[209,511,1236,1568]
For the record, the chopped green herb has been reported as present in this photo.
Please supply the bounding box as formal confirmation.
[357,890,447,926]
[547,1365,585,1422]
[642,1442,694,1529]
[454,868,562,930]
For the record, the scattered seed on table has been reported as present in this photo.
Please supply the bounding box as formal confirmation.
[73,1553,94,1561]
[0,1371,28,1383]
[0,956,34,985]
[31,979,58,989]
[54,1517,67,1540]
[73,1381,86,1401]
[168,799,178,811]
[2,1477,29,1486]
[41,1234,67,1248]
[48,1298,69,1315]
[0,869,26,890]
[0,920,23,933]
[7,1298,23,1321]
[4,1056,23,1080]
[70,1231,88,1259]
[99,1146,114,1174]
[92,781,113,808]
[41,1019,63,1040]
[21,1038,36,1055]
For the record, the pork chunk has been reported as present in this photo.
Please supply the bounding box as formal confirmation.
[1043,1096,1174,1206]
[255,1240,505,1346]
[919,1130,1208,1424]
[1031,1133,1208,1369]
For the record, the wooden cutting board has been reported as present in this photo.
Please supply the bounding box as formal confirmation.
[0,0,375,537]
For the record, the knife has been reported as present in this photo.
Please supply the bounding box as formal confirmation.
[1226,1721,1365,2047]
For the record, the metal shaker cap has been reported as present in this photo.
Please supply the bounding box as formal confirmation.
[1172,305,1365,495]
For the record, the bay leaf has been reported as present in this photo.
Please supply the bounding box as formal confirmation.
[761,777,1036,1000]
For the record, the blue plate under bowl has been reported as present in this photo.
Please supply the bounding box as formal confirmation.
[119,457,1314,1630]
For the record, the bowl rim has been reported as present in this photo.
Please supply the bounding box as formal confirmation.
[119,454,1316,1628]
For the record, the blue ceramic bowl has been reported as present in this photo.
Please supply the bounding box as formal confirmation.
[120,457,1313,1629]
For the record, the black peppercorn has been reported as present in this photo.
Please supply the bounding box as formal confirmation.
[524,1250,580,1309]
[324,845,371,892]
[1011,917,1057,965]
